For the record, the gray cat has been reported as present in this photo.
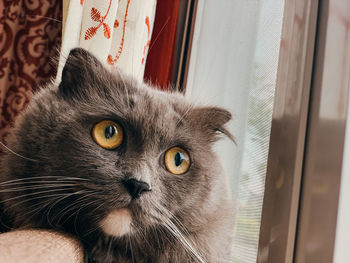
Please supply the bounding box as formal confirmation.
[0,48,235,263]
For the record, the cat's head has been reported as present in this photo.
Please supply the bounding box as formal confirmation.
[2,48,233,240]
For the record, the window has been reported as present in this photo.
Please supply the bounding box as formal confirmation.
[180,0,350,262]
[185,1,285,261]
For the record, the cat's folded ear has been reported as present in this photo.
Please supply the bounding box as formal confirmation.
[58,48,111,99]
[189,107,236,144]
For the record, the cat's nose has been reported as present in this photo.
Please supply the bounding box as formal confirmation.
[123,178,151,199]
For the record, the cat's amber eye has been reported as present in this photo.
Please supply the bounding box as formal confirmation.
[164,147,191,175]
[92,120,123,149]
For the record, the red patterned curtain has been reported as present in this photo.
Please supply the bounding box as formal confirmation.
[144,0,180,90]
[0,0,62,143]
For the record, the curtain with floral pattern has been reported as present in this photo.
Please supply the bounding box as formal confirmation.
[0,0,62,143]
[57,0,157,83]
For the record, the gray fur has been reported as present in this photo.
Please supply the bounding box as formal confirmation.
[0,48,235,263]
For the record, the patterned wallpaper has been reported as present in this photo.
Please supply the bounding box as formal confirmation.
[0,0,62,143]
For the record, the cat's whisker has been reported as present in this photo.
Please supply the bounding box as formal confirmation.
[81,223,101,238]
[0,181,83,188]
[154,205,232,263]
[46,190,95,225]
[146,17,170,63]
[0,184,77,193]
[1,193,73,213]
[88,202,105,217]
[72,198,101,234]
[151,201,206,263]
[16,193,80,223]
[135,16,171,81]
[54,192,99,224]
[0,142,38,162]
[0,176,90,186]
[162,220,206,263]
[132,221,153,249]
[69,204,105,235]
[20,200,57,220]
[0,188,73,204]
[129,234,135,263]
[0,181,77,186]
[152,224,165,250]
[107,235,115,262]
[0,179,90,189]
[72,197,102,220]
[160,207,191,236]
[165,218,195,243]
[79,202,107,238]
[176,103,196,127]
[1,192,77,223]
[155,200,192,237]
[19,193,93,230]
[0,178,84,183]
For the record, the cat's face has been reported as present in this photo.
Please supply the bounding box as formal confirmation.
[2,48,233,239]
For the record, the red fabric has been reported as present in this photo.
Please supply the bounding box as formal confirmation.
[144,0,180,90]
[0,0,62,143]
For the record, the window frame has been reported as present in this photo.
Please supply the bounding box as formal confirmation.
[168,0,349,261]
[294,0,350,261]
[258,0,349,262]
[257,0,319,262]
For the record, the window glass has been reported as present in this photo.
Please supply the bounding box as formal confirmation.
[186,1,285,261]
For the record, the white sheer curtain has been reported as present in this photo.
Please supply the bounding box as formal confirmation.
[57,0,157,82]
[186,0,285,262]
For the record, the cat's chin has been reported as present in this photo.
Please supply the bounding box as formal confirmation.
[99,208,132,237]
